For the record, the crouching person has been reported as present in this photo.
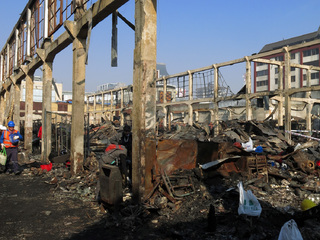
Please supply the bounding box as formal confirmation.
[96,141,128,204]
[101,142,128,186]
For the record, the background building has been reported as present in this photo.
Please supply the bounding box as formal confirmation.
[21,76,63,102]
[255,27,320,92]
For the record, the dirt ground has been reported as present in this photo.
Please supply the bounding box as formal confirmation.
[1,165,320,240]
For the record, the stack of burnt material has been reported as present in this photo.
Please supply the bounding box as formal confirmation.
[89,122,118,152]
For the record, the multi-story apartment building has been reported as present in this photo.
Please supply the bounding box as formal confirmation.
[255,27,320,92]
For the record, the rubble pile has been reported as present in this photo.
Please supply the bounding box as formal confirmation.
[18,119,320,239]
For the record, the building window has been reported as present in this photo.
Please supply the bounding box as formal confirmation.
[256,70,268,77]
[274,56,284,61]
[257,62,266,66]
[291,76,296,82]
[275,78,278,85]
[303,60,319,66]
[312,72,319,79]
[303,72,319,80]
[257,80,268,87]
[275,68,279,74]
[291,67,295,71]
[291,53,296,59]
[303,48,319,57]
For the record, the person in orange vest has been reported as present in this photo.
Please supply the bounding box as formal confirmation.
[0,121,23,175]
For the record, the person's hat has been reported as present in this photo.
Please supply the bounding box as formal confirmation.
[8,121,15,127]
[255,146,263,153]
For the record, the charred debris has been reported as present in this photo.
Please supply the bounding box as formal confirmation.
[17,119,320,239]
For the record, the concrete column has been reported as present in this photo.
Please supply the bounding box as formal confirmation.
[162,77,168,128]
[4,91,10,124]
[213,65,219,136]
[41,61,53,163]
[245,57,252,121]
[14,29,19,68]
[284,47,291,142]
[36,39,54,163]
[210,110,214,122]
[44,0,49,39]
[188,104,193,125]
[278,65,284,127]
[163,77,167,103]
[0,94,5,125]
[0,54,3,82]
[110,91,113,112]
[93,94,96,124]
[70,37,86,174]
[25,73,34,153]
[67,0,88,174]
[6,44,10,78]
[101,93,104,113]
[228,109,233,120]
[26,8,31,58]
[132,0,157,202]
[306,68,312,133]
[188,70,193,101]
[169,112,173,131]
[120,89,124,126]
[195,111,199,122]
[188,70,193,125]
[13,83,21,131]
[162,106,167,128]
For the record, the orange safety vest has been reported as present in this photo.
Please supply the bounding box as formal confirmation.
[3,130,18,148]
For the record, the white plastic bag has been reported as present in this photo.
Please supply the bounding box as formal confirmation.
[278,219,303,240]
[241,137,254,152]
[237,181,262,217]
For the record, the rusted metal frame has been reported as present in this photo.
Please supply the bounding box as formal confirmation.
[30,2,37,56]
[8,39,16,76]
[142,180,160,203]
[63,0,74,20]
[29,0,45,57]
[3,49,7,80]
[48,0,75,37]
[158,187,177,203]
[18,22,27,65]
[48,0,62,36]
[38,0,45,47]
[160,171,174,197]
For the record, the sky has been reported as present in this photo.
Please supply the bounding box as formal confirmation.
[1,0,320,94]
